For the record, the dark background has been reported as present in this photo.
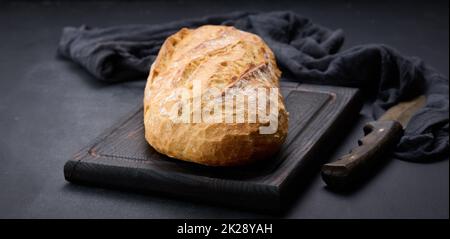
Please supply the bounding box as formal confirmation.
[0,0,448,218]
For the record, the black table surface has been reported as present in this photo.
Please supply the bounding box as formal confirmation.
[0,0,448,219]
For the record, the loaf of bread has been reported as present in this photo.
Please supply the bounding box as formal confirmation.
[143,25,288,166]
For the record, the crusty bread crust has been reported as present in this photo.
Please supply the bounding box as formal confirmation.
[144,25,288,166]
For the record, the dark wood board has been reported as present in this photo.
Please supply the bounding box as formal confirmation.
[64,82,361,213]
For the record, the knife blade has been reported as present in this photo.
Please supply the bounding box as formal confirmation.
[321,95,426,190]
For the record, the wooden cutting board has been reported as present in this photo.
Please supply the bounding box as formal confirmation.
[64,82,361,213]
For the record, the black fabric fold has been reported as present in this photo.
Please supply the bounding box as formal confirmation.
[57,11,449,162]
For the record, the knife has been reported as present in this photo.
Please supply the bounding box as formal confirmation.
[321,95,426,190]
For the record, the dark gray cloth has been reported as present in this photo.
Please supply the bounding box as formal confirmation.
[57,11,449,162]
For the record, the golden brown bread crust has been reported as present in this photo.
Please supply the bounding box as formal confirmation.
[143,25,288,166]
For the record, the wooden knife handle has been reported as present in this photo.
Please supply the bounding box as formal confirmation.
[321,120,404,190]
